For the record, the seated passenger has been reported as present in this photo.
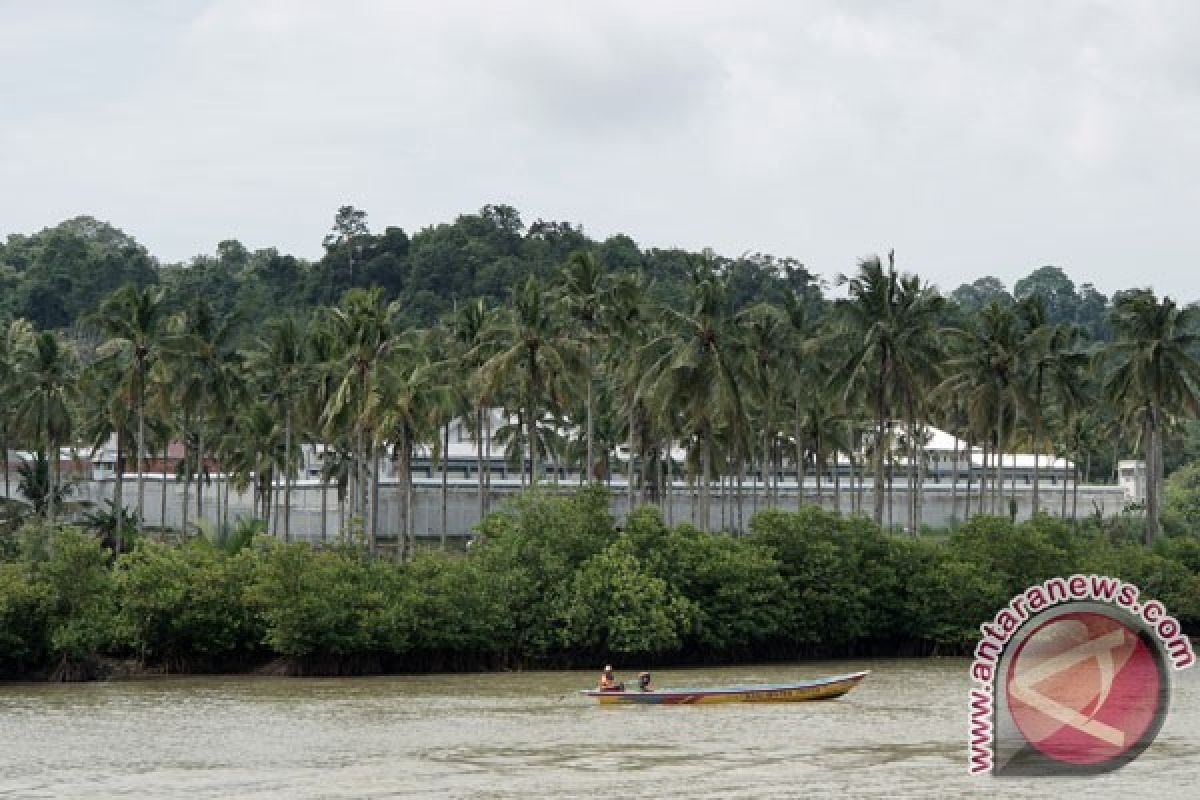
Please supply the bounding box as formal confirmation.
[637,672,653,692]
[598,664,624,691]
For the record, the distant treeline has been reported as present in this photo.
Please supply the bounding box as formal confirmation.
[2,490,1197,682]
[1,206,1119,338]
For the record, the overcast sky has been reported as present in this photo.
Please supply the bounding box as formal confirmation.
[3,1,1199,299]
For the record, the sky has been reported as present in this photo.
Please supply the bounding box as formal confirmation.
[3,0,1200,299]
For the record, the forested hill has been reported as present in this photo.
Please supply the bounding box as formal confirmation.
[1,204,1118,338]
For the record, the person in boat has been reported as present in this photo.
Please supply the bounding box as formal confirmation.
[598,665,624,691]
[637,672,653,692]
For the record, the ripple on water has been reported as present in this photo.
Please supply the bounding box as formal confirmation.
[0,660,1195,799]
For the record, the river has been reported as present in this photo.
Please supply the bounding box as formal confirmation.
[1,659,1195,798]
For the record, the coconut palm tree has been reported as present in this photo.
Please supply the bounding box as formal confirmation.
[422,322,466,548]
[937,302,1022,517]
[377,333,444,559]
[173,299,239,525]
[454,298,499,519]
[643,257,746,531]
[1101,290,1200,544]
[77,357,136,547]
[737,303,789,511]
[94,285,167,534]
[1,319,35,502]
[251,315,308,542]
[322,287,398,543]
[835,252,944,526]
[15,331,79,522]
[559,249,607,483]
[478,277,581,487]
[1018,296,1086,516]
[601,271,655,509]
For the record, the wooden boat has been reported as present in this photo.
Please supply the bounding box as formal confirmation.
[581,670,869,705]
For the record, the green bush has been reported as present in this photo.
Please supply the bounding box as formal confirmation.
[114,541,262,669]
[0,562,49,676]
[36,528,118,674]
[246,540,400,661]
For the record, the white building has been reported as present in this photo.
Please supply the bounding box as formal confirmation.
[1117,460,1147,502]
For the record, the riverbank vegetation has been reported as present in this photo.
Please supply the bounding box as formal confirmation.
[1,490,1197,681]
[5,206,1200,681]
[3,207,1200,551]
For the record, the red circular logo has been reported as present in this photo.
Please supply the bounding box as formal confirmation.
[1005,611,1162,766]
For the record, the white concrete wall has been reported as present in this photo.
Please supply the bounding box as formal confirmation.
[7,475,1129,543]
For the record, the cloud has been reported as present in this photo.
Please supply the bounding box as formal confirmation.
[3,0,1200,300]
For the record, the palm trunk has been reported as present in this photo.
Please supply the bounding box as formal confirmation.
[627,401,636,511]
[983,442,990,516]
[854,431,863,513]
[886,449,894,530]
[1072,460,1080,523]
[370,444,380,549]
[797,429,806,510]
[729,453,739,534]
[196,396,205,522]
[1145,410,1159,544]
[833,446,842,513]
[283,405,292,543]
[476,407,486,521]
[915,424,925,531]
[1062,441,1070,518]
[320,469,329,544]
[214,455,222,537]
[484,410,493,513]
[794,400,804,510]
[960,438,969,520]
[2,421,9,500]
[182,420,191,537]
[527,401,539,487]
[1032,411,1042,517]
[585,341,594,483]
[815,431,823,505]
[441,420,449,550]
[160,443,167,530]
[719,470,727,530]
[907,415,916,533]
[700,428,711,532]
[761,428,769,511]
[113,430,124,550]
[993,402,1003,516]
[873,377,887,526]
[45,414,55,523]
[950,430,959,522]
[395,429,409,558]
[665,438,674,525]
[136,366,146,535]
[338,487,346,540]
[262,472,272,533]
